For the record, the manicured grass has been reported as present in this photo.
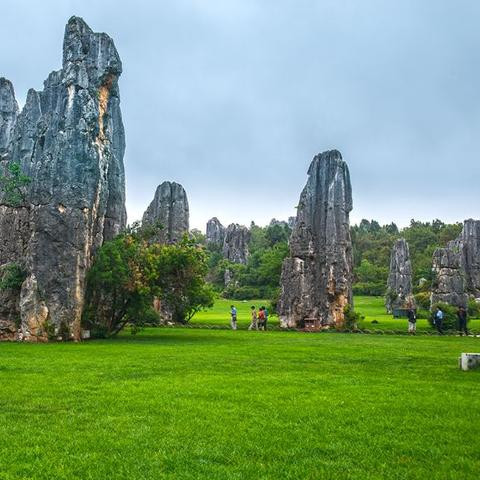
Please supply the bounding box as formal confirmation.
[192,296,480,333]
[192,298,271,328]
[1,329,479,479]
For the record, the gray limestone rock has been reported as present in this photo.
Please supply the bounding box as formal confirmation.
[385,238,415,312]
[142,181,189,243]
[278,150,353,328]
[430,219,480,308]
[459,219,480,298]
[223,224,250,264]
[0,78,18,156]
[0,17,126,341]
[206,217,225,246]
[431,240,468,308]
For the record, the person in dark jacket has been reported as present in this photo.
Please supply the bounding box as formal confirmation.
[407,308,416,334]
[457,306,468,336]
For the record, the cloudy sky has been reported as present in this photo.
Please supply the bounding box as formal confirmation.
[2,0,479,230]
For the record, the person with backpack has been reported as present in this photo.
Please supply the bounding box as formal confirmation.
[457,306,468,336]
[434,306,444,334]
[263,306,269,331]
[407,307,416,334]
[230,305,237,330]
[248,305,258,331]
[258,307,266,330]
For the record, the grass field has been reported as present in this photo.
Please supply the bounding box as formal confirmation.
[1,324,480,479]
[191,296,480,332]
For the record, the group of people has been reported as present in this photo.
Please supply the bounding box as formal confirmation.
[406,305,469,335]
[229,305,269,330]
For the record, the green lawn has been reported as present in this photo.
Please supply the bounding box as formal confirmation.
[192,296,480,333]
[1,328,480,479]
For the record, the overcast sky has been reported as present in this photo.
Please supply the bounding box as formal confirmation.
[2,0,479,230]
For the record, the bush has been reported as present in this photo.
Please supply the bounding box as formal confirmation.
[0,263,27,291]
[429,302,458,330]
[352,282,385,296]
[223,285,261,300]
[343,304,364,330]
[468,298,480,319]
[414,292,431,310]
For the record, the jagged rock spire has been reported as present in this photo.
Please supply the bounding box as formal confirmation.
[142,181,189,243]
[278,150,353,328]
[385,238,415,313]
[0,17,126,341]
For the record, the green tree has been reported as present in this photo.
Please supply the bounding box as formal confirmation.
[83,234,160,337]
[0,162,31,206]
[154,239,214,323]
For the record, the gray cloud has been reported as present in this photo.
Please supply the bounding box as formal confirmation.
[2,0,479,229]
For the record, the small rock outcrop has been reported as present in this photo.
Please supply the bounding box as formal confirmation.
[278,150,353,328]
[0,17,126,341]
[142,181,189,243]
[223,224,250,264]
[206,217,225,246]
[431,240,468,308]
[287,216,296,229]
[385,239,415,312]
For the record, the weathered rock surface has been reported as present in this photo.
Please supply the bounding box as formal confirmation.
[0,78,18,156]
[0,17,126,341]
[431,219,480,308]
[206,217,225,246]
[288,216,296,229]
[431,240,468,308]
[459,219,480,298]
[385,238,415,312]
[223,224,250,264]
[142,181,189,243]
[278,150,353,328]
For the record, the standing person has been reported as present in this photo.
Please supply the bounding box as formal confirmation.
[263,306,269,331]
[258,307,265,330]
[457,306,468,336]
[230,305,237,330]
[248,305,258,331]
[407,307,416,334]
[434,306,444,334]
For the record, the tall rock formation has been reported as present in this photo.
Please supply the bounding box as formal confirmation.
[385,238,415,312]
[459,219,480,298]
[431,241,468,308]
[223,224,250,264]
[206,217,225,246]
[0,79,18,156]
[430,219,480,307]
[0,17,126,341]
[278,150,353,328]
[142,181,189,243]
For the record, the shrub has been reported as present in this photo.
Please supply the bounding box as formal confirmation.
[468,298,480,319]
[414,292,431,310]
[352,282,385,296]
[343,304,364,330]
[223,286,261,300]
[429,302,458,330]
[0,263,27,291]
